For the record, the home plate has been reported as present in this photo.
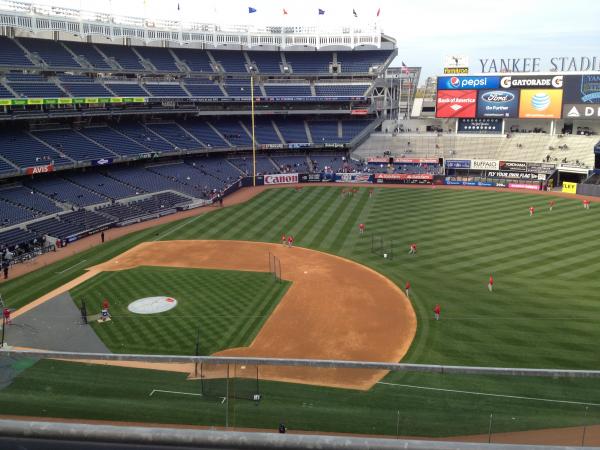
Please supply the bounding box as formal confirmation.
[97,317,112,323]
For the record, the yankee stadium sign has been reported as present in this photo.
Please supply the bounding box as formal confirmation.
[479,57,600,73]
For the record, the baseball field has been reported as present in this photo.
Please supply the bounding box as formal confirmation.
[1,185,600,440]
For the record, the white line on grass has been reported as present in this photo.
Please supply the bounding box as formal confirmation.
[152,213,205,242]
[55,259,87,274]
[149,389,203,397]
[376,382,600,407]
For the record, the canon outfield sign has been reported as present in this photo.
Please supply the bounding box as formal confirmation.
[264,173,298,185]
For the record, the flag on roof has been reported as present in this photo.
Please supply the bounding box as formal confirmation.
[283,8,288,15]
[318,8,325,15]
[177,2,180,10]
[248,6,257,13]
[353,8,358,17]
[376,7,380,17]
[401,62,410,75]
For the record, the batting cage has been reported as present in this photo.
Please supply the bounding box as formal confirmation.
[198,363,260,401]
[371,235,395,260]
[268,251,282,282]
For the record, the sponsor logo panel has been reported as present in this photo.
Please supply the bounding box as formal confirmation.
[477,89,519,117]
[264,173,299,185]
[443,67,469,75]
[437,76,500,90]
[526,162,555,173]
[519,89,563,119]
[500,75,563,89]
[499,161,527,171]
[470,159,499,170]
[508,183,541,190]
[562,181,578,194]
[487,171,545,180]
[562,103,600,119]
[335,173,373,183]
[374,174,433,181]
[92,158,113,166]
[25,164,54,175]
[436,90,477,118]
[445,160,471,169]
[300,173,324,183]
[563,74,600,104]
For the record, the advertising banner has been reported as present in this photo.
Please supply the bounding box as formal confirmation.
[563,104,600,119]
[477,89,520,117]
[335,173,373,183]
[487,171,545,180]
[436,90,477,118]
[375,174,433,181]
[562,182,578,194]
[367,157,439,164]
[457,118,502,133]
[526,162,556,173]
[299,173,324,183]
[437,76,500,90]
[519,89,563,119]
[508,183,541,190]
[24,164,54,175]
[563,74,600,104]
[500,75,564,89]
[499,161,527,171]
[92,158,114,166]
[264,173,299,185]
[444,179,499,187]
[470,159,499,170]
[445,160,471,169]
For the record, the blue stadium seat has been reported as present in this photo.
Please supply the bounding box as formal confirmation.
[264,84,311,97]
[172,48,214,72]
[240,118,281,144]
[271,155,310,173]
[18,38,81,68]
[144,83,189,97]
[26,177,107,207]
[274,119,309,143]
[210,50,248,73]
[314,85,369,97]
[135,46,179,72]
[61,83,114,97]
[33,129,115,162]
[79,126,150,157]
[64,172,139,200]
[229,156,276,175]
[211,119,252,146]
[64,41,112,70]
[96,44,144,71]
[0,84,14,99]
[246,51,282,73]
[0,186,61,215]
[0,131,72,168]
[0,37,34,67]
[336,50,392,73]
[222,81,252,97]
[177,120,230,148]
[145,123,204,150]
[308,121,345,144]
[184,81,224,97]
[8,81,65,98]
[113,123,174,152]
[285,51,333,73]
[0,199,40,227]
[104,83,149,97]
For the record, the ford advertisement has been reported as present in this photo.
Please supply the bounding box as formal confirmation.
[437,76,500,90]
[477,89,520,118]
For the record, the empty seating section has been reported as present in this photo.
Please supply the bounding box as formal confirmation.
[223,81,252,97]
[229,156,276,175]
[247,51,282,73]
[186,157,242,184]
[0,228,39,249]
[34,129,114,161]
[113,123,174,152]
[315,85,368,96]
[285,52,332,73]
[178,121,229,148]
[64,41,112,70]
[144,83,188,97]
[147,163,219,195]
[211,119,252,146]
[0,199,39,226]
[64,172,138,199]
[96,44,144,70]
[58,75,94,82]
[184,82,224,97]
[264,84,311,97]
[342,120,372,139]
[0,186,61,214]
[18,38,81,68]
[104,83,148,97]
[0,37,34,67]
[210,50,248,73]
[310,154,350,172]
[0,131,72,168]
[79,127,149,156]
[336,50,392,72]
[26,177,107,206]
[61,83,113,97]
[0,85,13,98]
[8,81,65,98]
[27,209,114,240]
[171,49,214,72]
[271,155,310,173]
[0,159,16,174]
[242,119,281,144]
[146,123,204,150]
[108,166,197,197]
[275,119,309,143]
[135,47,179,72]
[309,121,344,143]
[96,203,149,222]
[132,192,191,214]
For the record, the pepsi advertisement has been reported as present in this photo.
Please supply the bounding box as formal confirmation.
[437,76,500,90]
[477,89,520,117]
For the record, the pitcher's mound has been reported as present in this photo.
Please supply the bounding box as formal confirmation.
[128,296,177,314]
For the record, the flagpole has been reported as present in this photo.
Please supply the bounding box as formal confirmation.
[251,75,256,187]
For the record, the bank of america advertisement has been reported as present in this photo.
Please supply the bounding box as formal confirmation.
[476,89,520,117]
[435,90,477,118]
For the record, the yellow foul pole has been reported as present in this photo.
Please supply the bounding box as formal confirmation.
[251,76,256,187]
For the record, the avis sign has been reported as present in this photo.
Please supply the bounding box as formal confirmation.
[264,173,298,185]
[25,164,54,175]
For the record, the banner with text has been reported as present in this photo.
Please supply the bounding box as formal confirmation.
[264,173,299,185]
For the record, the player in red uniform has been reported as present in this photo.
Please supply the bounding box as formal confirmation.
[287,235,294,248]
[409,243,417,255]
[529,206,535,216]
[583,199,591,210]
[358,223,365,235]
[281,234,286,245]
[405,280,411,297]
[433,304,441,321]
[2,307,11,325]
[488,275,494,292]
[549,200,555,211]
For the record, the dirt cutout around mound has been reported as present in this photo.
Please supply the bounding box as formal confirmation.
[15,240,416,390]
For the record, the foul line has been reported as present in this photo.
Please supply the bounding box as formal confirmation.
[55,259,87,274]
[149,389,203,398]
[153,213,205,242]
[377,382,600,407]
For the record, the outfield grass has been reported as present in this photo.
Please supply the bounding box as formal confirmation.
[70,267,290,355]
[2,186,600,436]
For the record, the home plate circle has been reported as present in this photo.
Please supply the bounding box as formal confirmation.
[128,296,177,314]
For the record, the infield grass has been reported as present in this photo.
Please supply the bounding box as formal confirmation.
[2,186,600,436]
